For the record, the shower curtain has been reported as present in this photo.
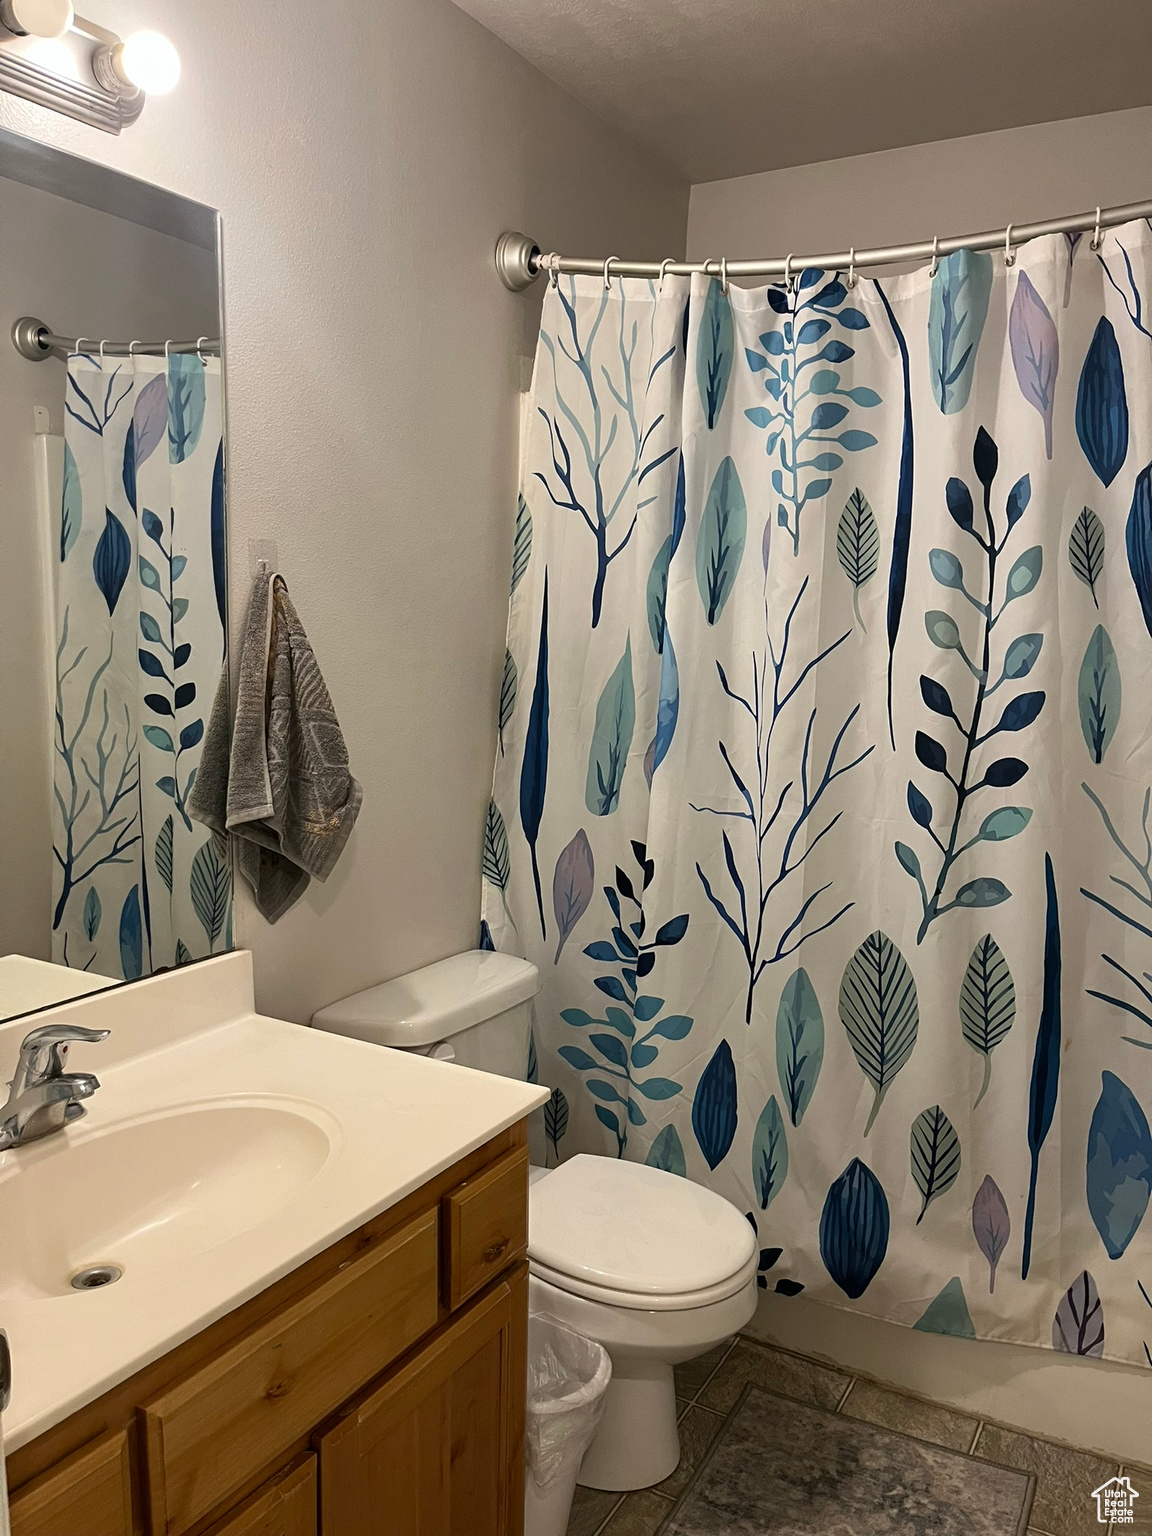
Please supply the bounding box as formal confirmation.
[53,352,230,979]
[484,220,1152,1367]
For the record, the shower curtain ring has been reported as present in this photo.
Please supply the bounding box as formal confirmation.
[196,337,209,363]
[603,256,619,291]
[73,337,93,357]
[128,340,141,356]
[1091,205,1103,250]
[929,236,940,277]
[99,338,108,360]
[658,257,673,293]
[719,256,729,294]
[1004,223,1016,267]
[548,253,560,289]
[784,252,795,293]
[846,248,856,289]
[164,339,172,361]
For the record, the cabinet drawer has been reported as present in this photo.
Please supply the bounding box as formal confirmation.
[142,1210,438,1535]
[9,1430,132,1536]
[442,1145,528,1309]
[204,1455,316,1536]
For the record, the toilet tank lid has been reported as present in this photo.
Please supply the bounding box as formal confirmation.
[311,950,539,1046]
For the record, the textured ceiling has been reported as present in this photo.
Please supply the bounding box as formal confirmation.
[450,0,1152,183]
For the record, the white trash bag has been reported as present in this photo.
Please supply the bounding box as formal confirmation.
[524,1315,612,1536]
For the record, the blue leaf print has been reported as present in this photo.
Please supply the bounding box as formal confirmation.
[519,572,550,937]
[586,636,635,816]
[1086,1071,1152,1259]
[819,1157,889,1299]
[692,1038,737,1170]
[60,441,81,561]
[211,439,227,638]
[119,884,143,980]
[751,1095,788,1209]
[839,931,919,1135]
[646,534,672,653]
[1076,317,1129,487]
[775,969,824,1127]
[168,353,206,463]
[644,631,679,787]
[928,251,993,413]
[914,1276,975,1338]
[646,1123,686,1176]
[875,281,913,750]
[1078,624,1121,764]
[1126,461,1152,640]
[92,508,132,615]
[190,837,230,948]
[1022,853,1062,1280]
[696,456,746,624]
[696,279,733,428]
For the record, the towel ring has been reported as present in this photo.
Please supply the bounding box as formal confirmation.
[658,257,674,293]
[1004,223,1016,267]
[1091,205,1104,250]
[719,256,729,294]
[929,236,940,277]
[603,256,619,291]
[846,248,857,289]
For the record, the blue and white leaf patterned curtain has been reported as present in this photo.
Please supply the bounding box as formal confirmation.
[485,221,1152,1367]
[53,351,230,979]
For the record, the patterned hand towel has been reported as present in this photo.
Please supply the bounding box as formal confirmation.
[189,572,362,922]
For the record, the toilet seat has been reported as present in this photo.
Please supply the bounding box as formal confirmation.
[528,1154,756,1309]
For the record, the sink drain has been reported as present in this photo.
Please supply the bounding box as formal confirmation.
[70,1264,122,1290]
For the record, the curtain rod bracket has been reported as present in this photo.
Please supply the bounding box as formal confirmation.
[495,231,542,291]
[12,315,53,362]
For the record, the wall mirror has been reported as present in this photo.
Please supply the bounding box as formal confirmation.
[0,125,231,1021]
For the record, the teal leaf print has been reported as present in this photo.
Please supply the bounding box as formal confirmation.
[915,1277,975,1338]
[585,636,635,816]
[119,885,142,980]
[510,493,532,595]
[820,1157,889,1299]
[1068,507,1105,607]
[1078,624,1121,764]
[1086,1071,1152,1260]
[696,278,733,428]
[190,837,230,948]
[155,814,174,894]
[646,1123,686,1177]
[482,800,510,890]
[82,886,101,942]
[910,1105,961,1222]
[838,931,919,1135]
[143,724,174,753]
[92,509,131,614]
[498,648,517,756]
[752,1095,788,1210]
[960,934,1016,1107]
[775,968,824,1127]
[175,938,193,966]
[696,457,746,624]
[928,250,993,414]
[836,488,879,629]
[168,353,206,463]
[60,441,81,561]
[646,533,673,653]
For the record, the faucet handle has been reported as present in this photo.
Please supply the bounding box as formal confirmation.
[20,1023,111,1048]
[14,1023,110,1089]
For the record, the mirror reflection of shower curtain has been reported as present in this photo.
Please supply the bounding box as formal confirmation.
[52,352,231,979]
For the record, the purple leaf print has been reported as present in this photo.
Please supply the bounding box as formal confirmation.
[552,828,594,963]
[133,373,168,467]
[971,1174,1011,1293]
[1009,272,1059,459]
[1052,1269,1104,1357]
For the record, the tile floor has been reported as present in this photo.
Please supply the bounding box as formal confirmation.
[565,1333,1144,1536]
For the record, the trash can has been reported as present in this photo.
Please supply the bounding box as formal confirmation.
[524,1314,612,1536]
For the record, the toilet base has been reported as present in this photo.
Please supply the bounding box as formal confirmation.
[577,1358,679,1492]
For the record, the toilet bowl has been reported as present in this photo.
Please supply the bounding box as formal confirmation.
[529,1156,756,1489]
[312,951,758,1491]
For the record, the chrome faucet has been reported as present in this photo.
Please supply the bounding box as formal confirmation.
[0,1023,109,1150]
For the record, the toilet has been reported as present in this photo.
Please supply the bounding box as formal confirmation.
[312,950,758,1491]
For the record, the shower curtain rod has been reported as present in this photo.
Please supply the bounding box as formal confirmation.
[494,198,1152,291]
[10,316,220,362]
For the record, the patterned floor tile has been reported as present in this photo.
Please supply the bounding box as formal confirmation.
[839,1378,979,1453]
[598,1489,675,1535]
[656,1405,727,1500]
[566,1484,622,1536]
[974,1425,1117,1536]
[698,1339,850,1415]
[664,1385,1034,1535]
[674,1340,734,1402]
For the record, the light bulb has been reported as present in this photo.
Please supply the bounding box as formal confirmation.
[117,29,180,93]
[0,0,74,38]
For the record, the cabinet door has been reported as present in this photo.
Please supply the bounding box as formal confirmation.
[317,1265,526,1536]
[9,1430,132,1536]
[205,1456,316,1536]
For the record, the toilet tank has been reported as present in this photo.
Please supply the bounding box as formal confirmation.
[311,950,539,1080]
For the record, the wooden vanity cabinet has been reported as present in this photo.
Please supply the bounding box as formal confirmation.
[6,1124,530,1536]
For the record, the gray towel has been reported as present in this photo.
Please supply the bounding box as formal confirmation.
[189,572,362,922]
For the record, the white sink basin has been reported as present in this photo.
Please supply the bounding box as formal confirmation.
[0,1098,334,1298]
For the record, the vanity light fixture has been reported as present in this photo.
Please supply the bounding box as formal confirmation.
[0,6,180,131]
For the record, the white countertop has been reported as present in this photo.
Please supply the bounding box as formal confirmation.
[0,952,546,1452]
